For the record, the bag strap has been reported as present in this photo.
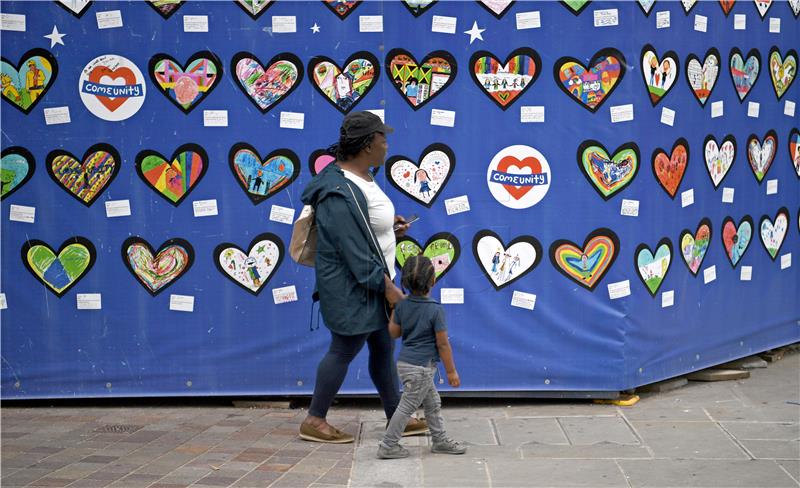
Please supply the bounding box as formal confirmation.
[345,181,390,274]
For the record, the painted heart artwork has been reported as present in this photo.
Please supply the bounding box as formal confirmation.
[147,0,183,18]
[472,230,542,290]
[22,237,96,298]
[229,144,299,204]
[729,48,761,102]
[386,49,456,111]
[235,0,275,18]
[635,238,672,297]
[309,52,379,114]
[214,233,284,295]
[549,228,619,291]
[486,145,552,209]
[470,48,541,110]
[386,143,455,207]
[746,130,777,183]
[477,0,515,17]
[704,134,736,189]
[652,138,689,199]
[396,233,460,281]
[719,0,735,16]
[577,140,640,200]
[46,144,120,207]
[790,0,800,17]
[149,51,222,114]
[56,0,93,17]
[722,216,753,268]
[637,0,656,16]
[135,143,208,206]
[402,0,436,16]
[680,218,712,276]
[1,146,35,201]
[322,0,361,19]
[759,207,788,261]
[122,237,194,296]
[754,0,773,18]
[308,149,379,177]
[1,48,58,115]
[641,45,679,106]
[768,47,797,100]
[789,128,800,178]
[685,48,721,107]
[554,48,625,113]
[561,0,591,15]
[681,0,698,14]
[231,52,302,114]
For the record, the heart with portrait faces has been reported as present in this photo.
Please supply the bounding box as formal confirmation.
[386,143,455,207]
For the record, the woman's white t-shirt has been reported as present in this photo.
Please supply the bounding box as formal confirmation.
[342,169,397,280]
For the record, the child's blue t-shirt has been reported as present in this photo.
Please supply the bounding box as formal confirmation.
[394,295,447,366]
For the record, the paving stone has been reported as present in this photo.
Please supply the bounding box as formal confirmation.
[775,459,800,482]
[620,404,712,421]
[521,441,652,459]
[558,416,639,445]
[290,457,338,476]
[740,440,800,460]
[270,472,322,487]
[231,470,283,487]
[631,421,749,459]
[442,418,497,445]
[618,459,799,487]
[79,456,118,464]
[721,422,800,441]
[421,456,489,487]
[315,468,351,485]
[63,478,110,487]
[349,446,421,487]
[28,478,75,487]
[488,459,627,487]
[636,378,689,393]
[194,474,242,486]
[494,418,567,446]
[0,468,52,486]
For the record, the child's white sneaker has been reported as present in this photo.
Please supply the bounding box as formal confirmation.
[377,443,410,459]
[431,437,467,455]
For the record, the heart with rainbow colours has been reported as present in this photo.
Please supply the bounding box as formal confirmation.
[549,228,619,291]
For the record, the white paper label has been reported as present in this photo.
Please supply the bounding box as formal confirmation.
[703,265,716,284]
[656,11,670,29]
[365,109,385,122]
[734,14,746,30]
[359,15,383,32]
[272,15,296,33]
[711,101,723,118]
[183,15,208,32]
[430,109,456,127]
[660,107,675,126]
[203,110,228,127]
[768,17,781,32]
[272,285,298,304]
[1,13,26,31]
[192,199,218,217]
[593,8,619,27]
[44,106,71,125]
[444,195,470,215]
[96,10,122,29]
[269,205,295,225]
[511,291,536,310]
[681,189,694,208]
[105,199,131,218]
[722,187,734,203]
[431,15,457,34]
[77,293,102,310]
[607,280,631,300]
[521,106,545,123]
[610,104,634,123]
[780,253,792,270]
[766,179,778,195]
[516,11,541,29]
[694,14,707,32]
[747,101,759,118]
[620,199,640,217]
[170,294,194,312]
[9,204,35,223]
[280,111,305,129]
[440,288,464,304]
[661,290,675,308]
[784,100,796,117]
[740,266,752,281]
[0,293,7,310]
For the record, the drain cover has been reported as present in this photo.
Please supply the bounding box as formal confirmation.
[94,424,143,434]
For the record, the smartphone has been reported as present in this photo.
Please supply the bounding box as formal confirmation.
[394,214,420,230]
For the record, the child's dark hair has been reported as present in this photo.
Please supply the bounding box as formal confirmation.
[326,130,377,161]
[401,255,436,296]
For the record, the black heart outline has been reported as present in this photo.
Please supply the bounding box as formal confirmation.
[633,237,673,297]
[1,146,36,201]
[307,149,379,177]
[560,0,591,15]
[721,214,754,269]
[719,0,735,16]
[759,207,789,261]
[553,47,627,113]
[147,0,184,19]
[753,0,772,19]
[576,140,641,201]
[767,46,798,101]
[729,47,762,103]
[681,0,698,15]
[21,236,96,298]
[233,0,275,19]
[1,48,60,115]
[121,236,195,296]
[651,137,690,199]
[472,229,542,291]
[148,50,223,114]
[679,218,713,277]
[54,0,93,18]
[789,0,800,18]
[469,47,541,111]
[385,49,457,112]
[213,232,285,296]
[228,143,300,205]
[746,129,778,184]
[231,51,304,114]
[321,0,361,19]
[789,127,800,179]
[395,232,460,282]
[135,143,209,207]
[684,47,721,108]
[46,143,121,208]
[385,143,455,208]
[703,133,737,190]
[401,0,437,17]
[548,227,620,292]
[476,0,515,18]
[637,0,657,16]
[308,51,380,114]
[640,44,681,107]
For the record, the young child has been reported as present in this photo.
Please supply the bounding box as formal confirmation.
[377,255,467,459]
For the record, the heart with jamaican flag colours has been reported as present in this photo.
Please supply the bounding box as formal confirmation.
[549,228,619,291]
[470,48,541,110]
[386,49,456,111]
[22,237,96,297]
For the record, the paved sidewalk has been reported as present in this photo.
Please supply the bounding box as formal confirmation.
[2,351,799,487]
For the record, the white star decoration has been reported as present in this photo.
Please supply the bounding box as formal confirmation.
[464,21,484,44]
[44,25,66,48]
[310,22,320,34]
